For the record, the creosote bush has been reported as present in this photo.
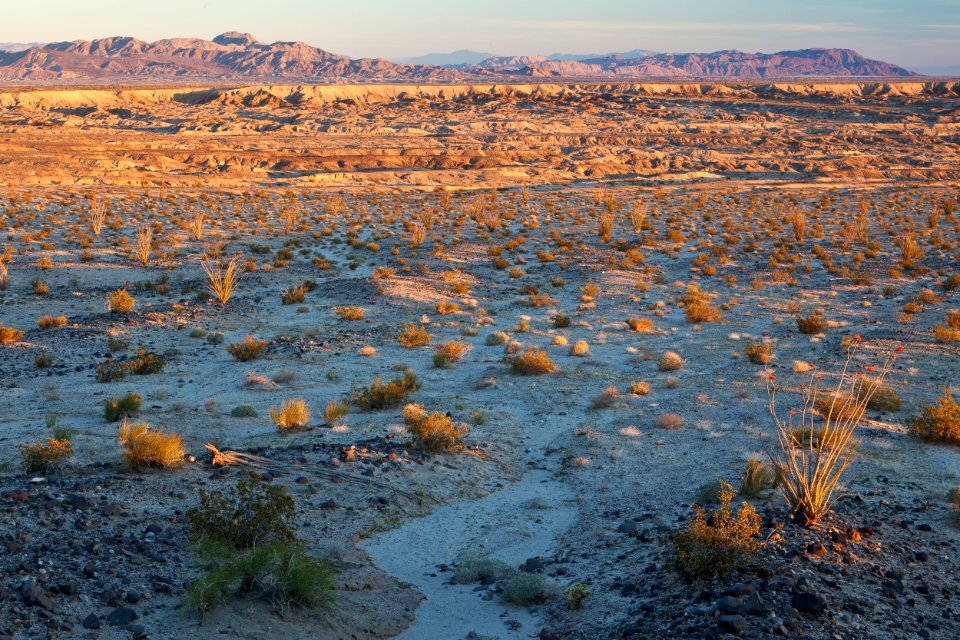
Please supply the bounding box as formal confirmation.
[352,371,419,410]
[118,421,185,469]
[106,289,136,314]
[509,347,556,375]
[433,340,470,368]
[682,286,722,323]
[187,478,295,548]
[227,336,268,362]
[909,388,960,446]
[37,315,67,330]
[20,438,73,474]
[670,480,762,580]
[797,310,827,334]
[397,323,432,348]
[402,403,469,452]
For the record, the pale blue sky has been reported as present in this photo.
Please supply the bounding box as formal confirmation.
[2,0,958,69]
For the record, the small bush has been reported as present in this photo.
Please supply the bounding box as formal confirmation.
[0,323,25,344]
[433,340,470,368]
[107,332,131,352]
[569,340,590,357]
[485,331,509,346]
[37,315,67,330]
[20,438,73,474]
[630,381,651,395]
[269,398,312,431]
[436,300,460,314]
[909,388,960,446]
[658,351,684,371]
[206,332,225,345]
[563,583,591,610]
[745,340,773,365]
[227,336,268,362]
[739,457,776,498]
[682,286,722,323]
[397,323,432,348]
[452,554,512,584]
[696,479,723,504]
[281,285,307,305]
[501,572,550,605]
[509,347,557,375]
[657,413,684,429]
[797,311,827,334]
[403,404,469,452]
[34,353,53,368]
[104,392,142,422]
[127,349,165,375]
[525,293,556,308]
[118,421,185,469]
[230,404,258,418]
[186,478,295,548]
[551,314,572,328]
[334,306,365,320]
[106,289,136,314]
[324,400,349,423]
[95,359,127,383]
[670,480,762,580]
[858,377,901,412]
[590,387,620,409]
[352,371,419,410]
[626,317,654,333]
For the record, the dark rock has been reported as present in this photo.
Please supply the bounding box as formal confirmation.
[717,595,742,614]
[520,557,545,573]
[792,591,828,615]
[82,614,100,630]
[106,607,138,626]
[718,614,748,635]
[125,590,142,604]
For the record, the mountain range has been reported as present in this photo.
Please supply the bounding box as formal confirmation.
[0,32,916,83]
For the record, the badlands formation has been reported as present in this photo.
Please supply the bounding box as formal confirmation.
[0,80,958,640]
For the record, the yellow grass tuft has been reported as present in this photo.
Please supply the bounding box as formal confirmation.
[118,421,185,469]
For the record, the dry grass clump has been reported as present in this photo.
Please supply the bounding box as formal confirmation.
[20,438,73,473]
[397,323,432,348]
[358,345,377,357]
[767,346,895,526]
[682,286,722,323]
[435,300,460,314]
[626,317,654,333]
[281,285,308,305]
[630,381,651,395]
[37,315,67,330]
[793,360,813,373]
[525,292,557,307]
[118,421,185,469]
[509,347,557,375]
[908,388,960,446]
[658,351,684,371]
[0,323,25,344]
[433,340,471,368]
[324,400,349,423]
[552,335,569,346]
[402,404,469,452]
[739,457,777,498]
[203,255,243,305]
[857,377,901,412]
[657,413,684,429]
[745,340,773,365]
[670,480,762,580]
[227,336,268,362]
[352,371,419,410]
[269,398,312,431]
[104,392,142,422]
[106,289,136,314]
[590,387,620,409]
[569,340,590,357]
[485,331,509,346]
[796,310,827,334]
[335,305,365,320]
[0,259,8,290]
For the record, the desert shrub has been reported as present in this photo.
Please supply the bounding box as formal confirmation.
[0,323,25,344]
[281,285,308,305]
[630,381,651,395]
[127,349,165,375]
[525,293,556,308]
[452,554,512,584]
[230,404,258,418]
[670,480,762,580]
[118,421,185,469]
[402,404,469,452]
[35,353,53,368]
[187,478,295,549]
[814,391,865,424]
[745,340,773,365]
[569,340,590,357]
[485,331,509,346]
[857,377,901,412]
[107,331,131,352]
[501,572,550,605]
[106,289,136,314]
[352,371,419,410]
[433,340,470,368]
[590,387,620,409]
[397,323,432,348]
[796,311,827,334]
[272,369,298,384]
[626,317,654,333]
[202,255,243,305]
[324,400,349,423]
[696,479,723,504]
[657,413,684,429]
[909,388,960,446]
[186,540,335,615]
[436,300,460,314]
[227,336,268,362]
[334,306,365,320]
[509,347,556,375]
[95,359,127,383]
[269,398,312,431]
[934,325,960,343]
[37,315,67,330]
[682,286,722,323]
[563,583,591,610]
[551,313,572,328]
[104,392,142,422]
[739,457,776,499]
[20,438,73,474]
[206,331,225,345]
[658,351,684,371]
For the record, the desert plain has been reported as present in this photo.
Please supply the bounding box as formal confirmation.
[0,80,959,640]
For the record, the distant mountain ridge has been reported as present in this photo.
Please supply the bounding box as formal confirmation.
[0,33,916,83]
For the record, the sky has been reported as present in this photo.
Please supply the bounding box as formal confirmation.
[1,0,958,70]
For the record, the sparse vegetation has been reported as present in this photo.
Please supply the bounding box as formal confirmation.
[402,403,469,452]
[909,388,960,446]
[269,398,312,431]
[118,420,185,469]
[227,335,268,361]
[352,371,419,410]
[20,438,73,474]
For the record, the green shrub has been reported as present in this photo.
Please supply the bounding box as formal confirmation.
[230,404,258,418]
[351,371,419,410]
[500,572,550,605]
[104,393,142,421]
[95,359,127,383]
[186,478,295,549]
[20,438,73,473]
[909,388,960,446]
[671,480,762,580]
[739,457,776,498]
[127,349,166,375]
[452,554,512,584]
[563,582,591,610]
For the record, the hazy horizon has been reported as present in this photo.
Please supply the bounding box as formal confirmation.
[1,0,958,71]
